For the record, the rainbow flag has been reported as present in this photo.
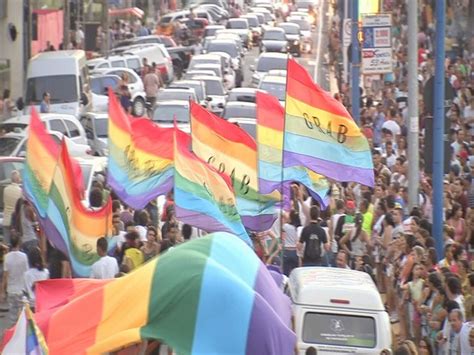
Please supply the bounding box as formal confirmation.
[190,101,277,231]
[256,91,330,208]
[174,125,250,245]
[45,140,114,277]
[2,304,49,354]
[3,233,296,355]
[284,59,374,186]
[107,90,174,209]
[22,109,61,218]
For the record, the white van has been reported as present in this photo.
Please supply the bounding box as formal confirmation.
[25,50,90,117]
[287,267,392,354]
[86,54,142,74]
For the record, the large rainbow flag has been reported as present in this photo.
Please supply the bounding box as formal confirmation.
[45,140,114,277]
[284,59,374,186]
[3,233,296,354]
[190,101,277,231]
[174,126,250,245]
[22,109,62,218]
[256,91,330,208]
[107,90,175,209]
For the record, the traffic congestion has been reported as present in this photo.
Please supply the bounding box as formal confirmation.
[0,0,473,354]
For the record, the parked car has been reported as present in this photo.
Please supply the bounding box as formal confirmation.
[152,100,190,132]
[89,74,121,112]
[278,22,302,56]
[169,80,211,109]
[80,113,109,157]
[226,18,251,48]
[1,113,88,146]
[188,75,227,115]
[250,52,288,87]
[260,27,288,53]
[226,88,266,103]
[91,68,147,116]
[0,131,92,158]
[287,15,313,53]
[86,54,142,74]
[222,102,257,120]
[258,74,287,105]
[157,88,198,102]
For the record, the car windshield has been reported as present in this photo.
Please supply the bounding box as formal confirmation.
[94,119,108,138]
[303,313,376,348]
[256,57,287,72]
[26,75,78,104]
[223,106,256,119]
[0,123,28,133]
[158,90,196,102]
[207,42,239,58]
[290,19,311,31]
[153,105,189,123]
[190,58,220,69]
[227,20,248,29]
[0,137,20,156]
[228,92,257,103]
[296,0,315,8]
[171,83,205,101]
[263,12,272,22]
[259,81,286,101]
[263,30,285,41]
[280,25,299,35]
[204,80,225,96]
[245,17,259,27]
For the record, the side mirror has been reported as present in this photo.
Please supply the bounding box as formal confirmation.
[86,131,94,140]
[249,65,255,72]
[217,103,224,109]
[205,96,212,101]
[104,88,109,96]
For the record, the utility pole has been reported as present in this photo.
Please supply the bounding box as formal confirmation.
[63,0,70,49]
[433,0,446,261]
[350,0,360,125]
[407,0,419,211]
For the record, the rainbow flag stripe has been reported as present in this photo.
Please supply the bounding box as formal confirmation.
[190,102,277,231]
[256,91,330,207]
[22,109,61,218]
[4,233,296,355]
[45,141,114,277]
[174,126,250,244]
[107,91,174,209]
[284,59,374,186]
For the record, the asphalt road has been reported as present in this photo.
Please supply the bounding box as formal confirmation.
[242,0,330,91]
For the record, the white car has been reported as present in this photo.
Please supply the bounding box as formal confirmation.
[258,75,287,105]
[152,100,190,133]
[188,53,236,89]
[0,131,92,158]
[1,113,88,146]
[189,75,227,115]
[251,52,288,87]
[91,67,147,116]
[80,113,109,157]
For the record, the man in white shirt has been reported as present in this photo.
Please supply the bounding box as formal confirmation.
[2,170,22,244]
[1,234,29,326]
[447,309,472,354]
[90,238,119,279]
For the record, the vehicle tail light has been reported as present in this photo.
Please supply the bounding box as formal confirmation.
[330,299,350,304]
[157,64,167,76]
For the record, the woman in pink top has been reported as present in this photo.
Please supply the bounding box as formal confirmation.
[447,203,466,244]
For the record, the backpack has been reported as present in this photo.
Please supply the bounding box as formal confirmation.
[305,233,322,260]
